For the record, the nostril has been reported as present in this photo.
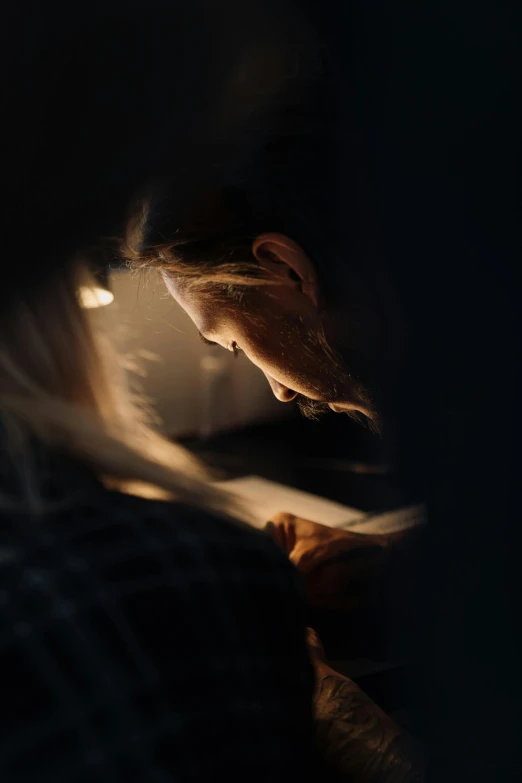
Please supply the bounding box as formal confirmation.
[279,387,298,402]
[265,374,298,402]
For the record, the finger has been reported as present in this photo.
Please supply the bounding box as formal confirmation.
[265,520,275,536]
[289,534,334,568]
[268,511,296,526]
[267,512,297,553]
[306,627,322,647]
[264,520,287,550]
[306,627,326,662]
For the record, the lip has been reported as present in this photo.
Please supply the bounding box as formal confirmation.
[329,403,353,413]
[328,401,373,419]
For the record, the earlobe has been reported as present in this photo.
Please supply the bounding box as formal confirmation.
[252,232,319,306]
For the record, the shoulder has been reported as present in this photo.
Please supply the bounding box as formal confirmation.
[83,487,292,577]
[3,484,299,602]
[1,484,305,678]
[1,479,297,596]
[0,484,316,781]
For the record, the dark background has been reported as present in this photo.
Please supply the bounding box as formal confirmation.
[5,1,521,779]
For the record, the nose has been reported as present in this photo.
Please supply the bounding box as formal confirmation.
[264,373,298,402]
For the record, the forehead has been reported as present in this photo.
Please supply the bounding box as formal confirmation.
[163,273,208,325]
[162,272,234,336]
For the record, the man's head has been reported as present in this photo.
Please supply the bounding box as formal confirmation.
[162,231,377,423]
[127,59,403,429]
[129,184,402,431]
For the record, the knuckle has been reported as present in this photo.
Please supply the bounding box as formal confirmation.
[269,511,295,525]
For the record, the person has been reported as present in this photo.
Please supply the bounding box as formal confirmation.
[123,48,422,617]
[124,3,522,781]
[0,152,425,783]
[1,2,424,781]
[0,252,323,779]
[5,1,520,780]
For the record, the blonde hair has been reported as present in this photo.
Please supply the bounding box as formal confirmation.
[0,260,241,519]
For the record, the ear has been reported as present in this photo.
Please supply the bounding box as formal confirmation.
[252,232,319,306]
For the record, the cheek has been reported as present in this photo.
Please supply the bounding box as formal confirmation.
[233,302,333,393]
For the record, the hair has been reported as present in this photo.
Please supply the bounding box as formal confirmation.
[0,259,243,520]
[122,73,381,427]
[122,34,348,301]
[1,0,335,519]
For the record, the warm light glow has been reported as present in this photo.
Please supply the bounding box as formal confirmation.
[79,286,114,309]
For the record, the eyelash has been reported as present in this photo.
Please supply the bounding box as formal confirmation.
[198,332,242,357]
[198,333,216,347]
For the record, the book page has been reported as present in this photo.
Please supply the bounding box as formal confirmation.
[217,475,365,529]
[218,475,425,534]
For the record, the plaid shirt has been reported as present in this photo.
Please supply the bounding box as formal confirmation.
[0,451,324,782]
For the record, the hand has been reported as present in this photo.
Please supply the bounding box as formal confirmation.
[305,627,425,781]
[306,626,328,668]
[267,513,392,611]
[305,626,338,679]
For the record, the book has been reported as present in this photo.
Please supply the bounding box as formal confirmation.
[218,474,424,534]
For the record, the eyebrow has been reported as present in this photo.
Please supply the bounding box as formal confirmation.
[198,331,217,346]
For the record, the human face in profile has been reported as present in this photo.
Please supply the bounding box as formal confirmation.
[163,232,378,424]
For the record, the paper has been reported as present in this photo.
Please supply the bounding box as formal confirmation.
[343,504,425,535]
[217,475,365,529]
[218,475,425,534]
